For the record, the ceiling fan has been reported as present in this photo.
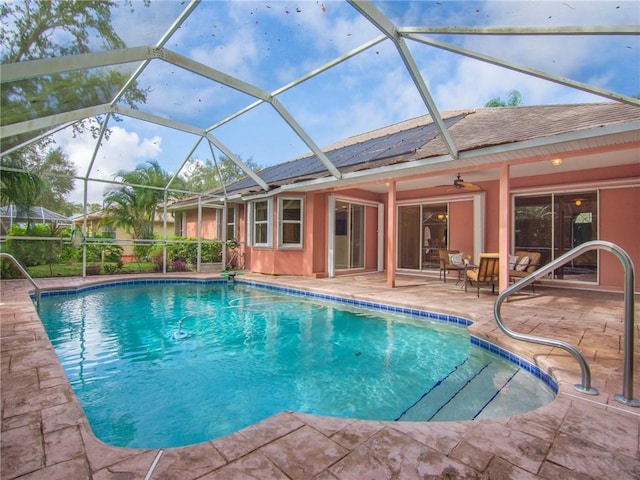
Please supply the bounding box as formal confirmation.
[438,173,481,192]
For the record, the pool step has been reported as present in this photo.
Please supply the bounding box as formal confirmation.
[397,357,517,422]
[474,368,555,419]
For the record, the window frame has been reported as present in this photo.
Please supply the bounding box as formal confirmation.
[512,189,599,283]
[278,196,304,249]
[248,198,272,248]
[226,205,237,242]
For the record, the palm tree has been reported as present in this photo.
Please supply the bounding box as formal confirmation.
[102,161,181,261]
[485,90,522,107]
[0,155,45,211]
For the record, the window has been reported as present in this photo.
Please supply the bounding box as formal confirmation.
[176,211,186,237]
[249,199,272,247]
[100,226,116,239]
[279,197,303,248]
[226,205,236,241]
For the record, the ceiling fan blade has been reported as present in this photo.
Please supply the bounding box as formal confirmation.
[443,182,481,192]
[436,174,481,191]
[458,181,481,191]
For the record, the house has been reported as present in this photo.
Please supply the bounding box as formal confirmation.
[71,210,175,262]
[0,205,71,235]
[169,103,640,292]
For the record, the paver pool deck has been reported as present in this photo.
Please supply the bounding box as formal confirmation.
[1,272,639,479]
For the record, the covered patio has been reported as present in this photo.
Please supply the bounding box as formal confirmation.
[1,272,638,479]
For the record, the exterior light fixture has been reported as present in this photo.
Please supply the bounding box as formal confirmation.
[551,158,563,166]
[575,200,582,206]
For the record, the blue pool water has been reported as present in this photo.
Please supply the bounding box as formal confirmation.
[37,280,556,448]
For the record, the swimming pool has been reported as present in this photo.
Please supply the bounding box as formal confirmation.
[37,279,556,449]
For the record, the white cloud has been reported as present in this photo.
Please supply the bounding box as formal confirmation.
[190,31,260,82]
[53,122,162,205]
[46,0,634,188]
[431,55,600,110]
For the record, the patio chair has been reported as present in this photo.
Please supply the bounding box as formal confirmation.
[509,251,542,292]
[439,249,464,283]
[466,253,499,297]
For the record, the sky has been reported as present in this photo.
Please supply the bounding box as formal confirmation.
[43,0,640,205]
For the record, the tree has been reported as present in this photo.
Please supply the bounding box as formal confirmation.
[183,155,262,193]
[69,202,102,215]
[218,155,262,186]
[485,90,522,108]
[102,161,184,260]
[0,0,149,214]
[1,1,148,150]
[26,146,77,214]
[1,143,78,214]
[0,154,46,209]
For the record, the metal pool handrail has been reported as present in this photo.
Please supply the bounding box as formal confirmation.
[0,252,41,310]
[494,240,638,407]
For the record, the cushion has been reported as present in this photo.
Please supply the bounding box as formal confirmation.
[515,256,530,271]
[508,255,519,270]
[448,253,463,265]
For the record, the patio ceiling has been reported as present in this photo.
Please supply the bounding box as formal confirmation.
[1,0,639,203]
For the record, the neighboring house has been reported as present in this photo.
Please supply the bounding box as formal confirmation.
[169,103,640,292]
[71,210,175,262]
[0,205,71,235]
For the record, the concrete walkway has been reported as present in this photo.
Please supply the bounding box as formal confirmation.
[1,272,639,479]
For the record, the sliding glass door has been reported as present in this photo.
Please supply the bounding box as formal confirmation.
[397,203,448,270]
[334,200,364,270]
[514,191,598,282]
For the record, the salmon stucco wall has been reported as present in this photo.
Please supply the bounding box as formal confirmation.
[311,193,328,276]
[599,186,640,289]
[365,204,379,271]
[247,195,311,276]
[448,200,475,259]
[480,180,501,254]
[185,209,218,239]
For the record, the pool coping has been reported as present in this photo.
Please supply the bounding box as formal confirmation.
[2,272,639,479]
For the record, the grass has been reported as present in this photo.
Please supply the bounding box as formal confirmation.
[24,262,157,278]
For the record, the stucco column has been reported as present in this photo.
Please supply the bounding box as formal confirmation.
[499,164,511,292]
[387,181,397,288]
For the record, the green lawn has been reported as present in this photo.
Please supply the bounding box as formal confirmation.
[25,262,157,278]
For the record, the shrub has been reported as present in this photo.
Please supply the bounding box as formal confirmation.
[151,252,164,272]
[85,238,123,263]
[171,259,187,272]
[102,263,123,274]
[4,225,51,267]
[142,238,223,271]
[0,257,22,279]
[162,237,223,265]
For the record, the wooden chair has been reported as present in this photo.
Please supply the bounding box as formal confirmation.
[466,253,499,297]
[439,249,463,283]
